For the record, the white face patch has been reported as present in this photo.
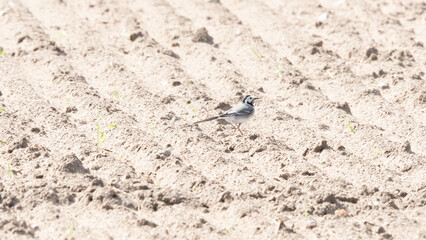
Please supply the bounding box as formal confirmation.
[244,96,255,104]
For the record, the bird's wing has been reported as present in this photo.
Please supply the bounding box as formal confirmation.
[221,103,254,117]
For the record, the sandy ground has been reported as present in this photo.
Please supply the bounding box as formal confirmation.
[0,0,425,239]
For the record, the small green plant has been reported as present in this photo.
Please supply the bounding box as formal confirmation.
[96,109,117,147]
[345,119,356,134]
[186,102,197,112]
[113,89,118,99]
[0,141,6,145]
[250,47,262,60]
[0,106,6,112]
[6,160,13,179]
[0,50,5,56]
[69,222,75,237]
[191,185,198,192]
[371,147,384,155]
[276,65,284,78]
[147,119,156,136]
[303,204,309,219]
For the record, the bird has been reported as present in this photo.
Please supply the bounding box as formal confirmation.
[194,95,259,134]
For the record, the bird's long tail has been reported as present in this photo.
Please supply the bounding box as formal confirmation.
[194,116,220,124]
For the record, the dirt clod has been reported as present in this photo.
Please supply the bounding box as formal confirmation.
[192,27,214,44]
[56,154,88,174]
[313,140,329,153]
[129,32,144,42]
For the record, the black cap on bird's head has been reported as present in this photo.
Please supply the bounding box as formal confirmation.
[242,95,259,106]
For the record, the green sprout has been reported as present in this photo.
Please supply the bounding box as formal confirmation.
[147,119,156,136]
[113,89,118,99]
[345,119,356,134]
[250,47,262,60]
[6,160,13,179]
[186,102,197,112]
[0,106,6,112]
[0,50,5,56]
[303,204,309,219]
[69,222,75,237]
[371,147,383,155]
[0,141,6,145]
[191,185,198,192]
[96,109,117,147]
[276,65,284,78]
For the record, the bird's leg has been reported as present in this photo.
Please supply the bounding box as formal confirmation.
[238,123,243,135]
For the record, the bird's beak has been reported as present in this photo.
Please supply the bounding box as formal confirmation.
[254,97,259,100]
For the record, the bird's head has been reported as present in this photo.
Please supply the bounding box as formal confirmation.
[242,95,259,106]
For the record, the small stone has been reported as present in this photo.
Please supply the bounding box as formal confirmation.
[415,41,423,47]
[156,149,171,159]
[146,176,154,184]
[219,191,232,203]
[378,82,389,89]
[302,148,309,156]
[8,137,29,153]
[334,209,348,217]
[66,106,77,113]
[162,49,179,59]
[317,12,328,21]
[129,32,144,42]
[31,128,41,133]
[249,134,258,140]
[366,47,379,58]
[137,218,157,227]
[402,141,412,153]
[382,233,393,239]
[281,204,296,212]
[313,41,323,47]
[91,179,104,187]
[306,219,317,229]
[336,102,351,114]
[378,226,386,234]
[388,201,399,209]
[317,193,336,204]
[172,81,181,86]
[235,28,241,36]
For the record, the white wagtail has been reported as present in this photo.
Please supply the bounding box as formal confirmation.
[194,95,259,134]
